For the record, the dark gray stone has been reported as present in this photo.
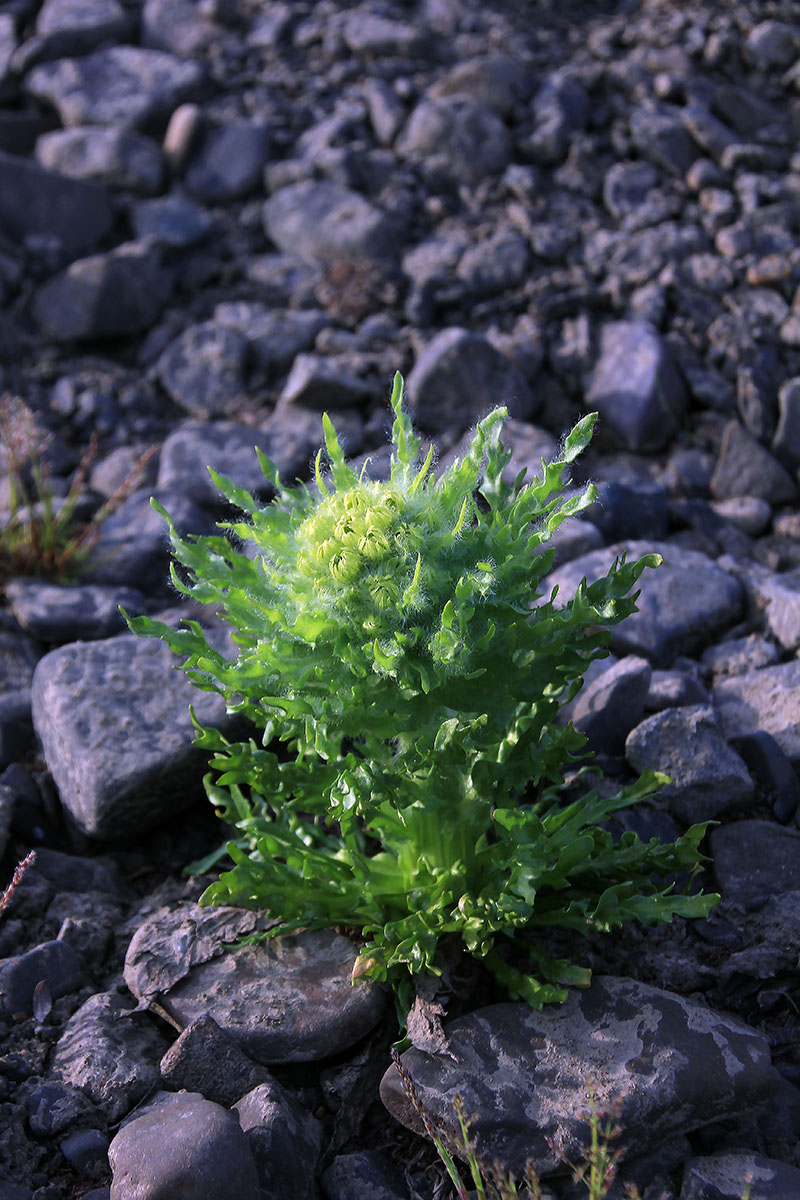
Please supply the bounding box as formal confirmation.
[745,20,800,69]
[16,0,130,68]
[381,976,777,1179]
[570,655,652,756]
[0,939,83,1016]
[59,1127,109,1179]
[25,45,206,130]
[397,95,512,183]
[31,629,233,838]
[0,150,112,258]
[545,541,743,667]
[235,1079,323,1200]
[773,377,800,469]
[585,321,687,452]
[731,731,800,825]
[32,241,172,341]
[527,68,589,164]
[263,180,401,262]
[714,661,800,764]
[213,303,328,376]
[142,0,218,57]
[125,905,385,1065]
[35,126,163,193]
[279,354,376,409]
[629,103,698,176]
[428,54,532,116]
[342,11,428,57]
[321,1150,409,1200]
[184,122,270,203]
[156,321,248,416]
[407,327,536,433]
[130,194,212,246]
[3,579,146,643]
[160,1015,272,1108]
[108,1091,260,1200]
[49,992,169,1122]
[625,704,754,824]
[26,1080,98,1138]
[710,820,800,907]
[681,1151,800,1200]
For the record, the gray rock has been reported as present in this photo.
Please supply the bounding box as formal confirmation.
[714,660,800,764]
[544,541,743,667]
[31,629,233,838]
[3,579,146,643]
[710,422,796,501]
[455,228,529,297]
[59,1127,109,1179]
[32,241,172,341]
[25,45,205,130]
[710,820,800,907]
[381,976,776,1179]
[0,631,40,697]
[124,905,385,1065]
[603,159,661,222]
[709,497,772,537]
[26,1080,99,1138]
[428,54,532,117]
[80,486,213,593]
[0,939,83,1016]
[728,562,800,652]
[681,105,738,164]
[745,21,800,70]
[773,376,800,469]
[700,634,780,679]
[570,655,652,756]
[321,1150,409,1200]
[629,103,698,176]
[681,1151,800,1200]
[142,0,218,57]
[362,78,405,146]
[35,126,163,193]
[406,327,536,434]
[213,303,327,376]
[342,11,428,57]
[0,149,112,258]
[184,122,270,203]
[396,95,512,183]
[235,1080,323,1200]
[731,731,800,825]
[585,321,687,452]
[159,1015,272,1109]
[279,354,375,409]
[130,194,212,246]
[108,1091,260,1200]
[156,321,248,416]
[527,68,589,164]
[263,180,401,262]
[625,704,753,824]
[14,0,130,69]
[48,992,169,1121]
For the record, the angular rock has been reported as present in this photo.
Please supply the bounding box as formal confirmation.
[730,731,800,824]
[545,541,743,667]
[32,241,172,341]
[381,976,777,1179]
[681,1151,800,1200]
[397,96,512,183]
[142,0,218,57]
[629,103,698,177]
[0,939,83,1017]
[160,1015,273,1109]
[527,68,589,164]
[625,704,754,824]
[585,321,687,452]
[279,354,375,409]
[48,992,169,1122]
[130,193,212,246]
[745,21,800,70]
[407,327,536,433]
[342,11,428,57]
[711,422,797,504]
[714,661,800,764]
[429,54,532,117]
[213,302,327,376]
[35,126,163,193]
[0,149,112,258]
[156,321,248,416]
[321,1150,409,1200]
[235,1080,323,1200]
[25,45,205,129]
[184,121,270,203]
[125,905,385,1065]
[710,820,800,907]
[3,579,145,643]
[108,1091,260,1200]
[570,655,652,756]
[19,0,130,68]
[31,629,233,838]
[26,1080,99,1138]
[263,180,401,262]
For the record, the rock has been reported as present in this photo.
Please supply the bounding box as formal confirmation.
[381,976,777,1179]
[184,121,270,203]
[681,1151,800,1200]
[342,11,428,58]
[625,704,754,824]
[124,904,385,1064]
[159,1015,272,1109]
[263,180,401,262]
[527,68,589,165]
[0,939,83,1016]
[710,422,797,504]
[32,241,172,341]
[279,354,375,409]
[108,1091,261,1200]
[455,228,529,297]
[26,1080,99,1138]
[429,54,532,116]
[130,193,212,246]
[588,480,669,543]
[213,302,328,376]
[48,992,169,1122]
[544,541,743,667]
[35,126,163,193]
[25,45,206,130]
[729,562,800,652]
[406,327,536,433]
[0,149,113,258]
[730,731,800,825]
[3,580,146,643]
[59,1127,109,1179]
[397,95,511,183]
[710,821,800,907]
[714,661,800,764]
[16,0,130,68]
[30,630,233,838]
[235,1080,323,1200]
[156,321,248,416]
[570,655,653,756]
[320,1150,409,1200]
[773,377,800,469]
[629,103,698,177]
[142,0,218,57]
[701,634,780,679]
[585,321,687,451]
[745,21,800,70]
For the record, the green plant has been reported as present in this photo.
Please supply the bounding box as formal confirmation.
[0,394,154,589]
[125,373,718,1020]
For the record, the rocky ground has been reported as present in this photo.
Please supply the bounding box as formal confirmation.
[0,0,800,1197]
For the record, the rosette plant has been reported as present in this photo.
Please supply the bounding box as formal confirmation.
[126,374,717,1020]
